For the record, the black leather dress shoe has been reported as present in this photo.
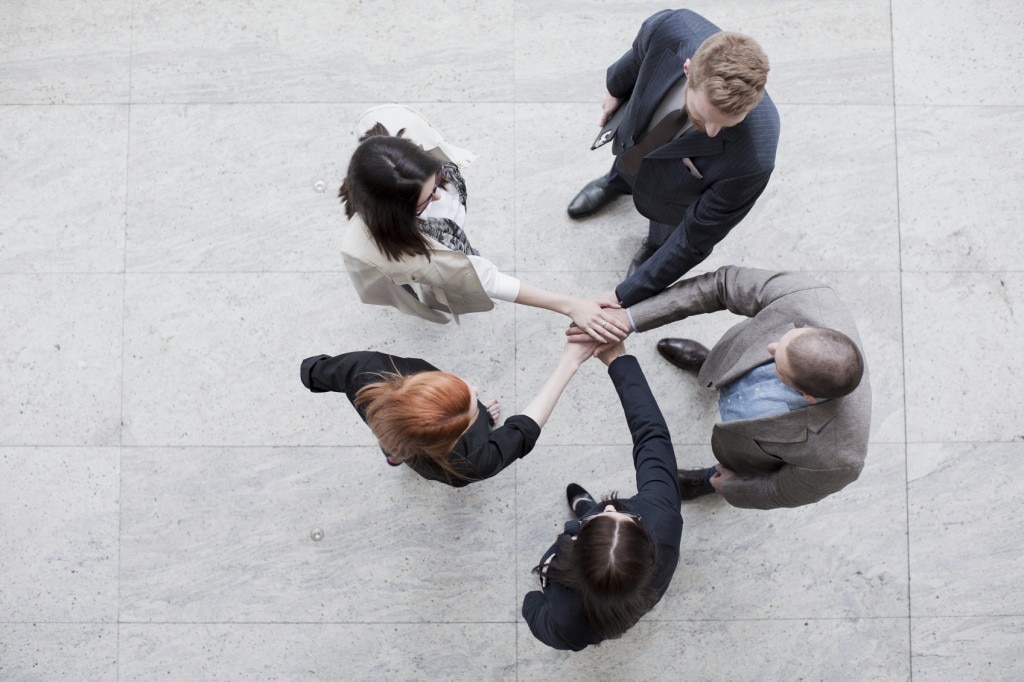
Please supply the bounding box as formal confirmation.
[566,483,596,517]
[626,239,658,278]
[657,338,710,371]
[677,468,715,500]
[567,178,620,218]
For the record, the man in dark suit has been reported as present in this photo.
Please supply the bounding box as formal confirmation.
[568,9,780,307]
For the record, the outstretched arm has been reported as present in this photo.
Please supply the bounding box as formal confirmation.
[466,341,596,480]
[515,281,629,344]
[598,346,679,508]
[615,172,773,307]
[627,266,834,334]
[300,352,433,396]
[520,340,598,427]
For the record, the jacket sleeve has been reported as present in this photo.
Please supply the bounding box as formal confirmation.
[615,170,773,307]
[522,589,584,652]
[628,266,831,333]
[608,355,680,508]
[464,415,542,480]
[300,352,435,402]
[719,461,865,509]
[300,352,377,395]
[606,9,673,99]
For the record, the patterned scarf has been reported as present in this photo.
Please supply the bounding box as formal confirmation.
[417,162,480,256]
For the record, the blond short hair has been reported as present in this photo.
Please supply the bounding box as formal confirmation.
[689,32,769,116]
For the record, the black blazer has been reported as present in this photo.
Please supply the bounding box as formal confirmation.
[300,352,541,487]
[521,355,683,650]
[607,9,781,307]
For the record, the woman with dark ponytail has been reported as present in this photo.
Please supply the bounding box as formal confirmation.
[338,105,628,343]
[523,340,683,650]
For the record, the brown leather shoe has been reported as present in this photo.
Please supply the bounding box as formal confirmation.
[677,467,715,500]
[657,338,710,371]
[567,178,621,218]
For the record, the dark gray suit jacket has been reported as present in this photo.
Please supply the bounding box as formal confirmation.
[608,10,781,307]
[631,267,872,509]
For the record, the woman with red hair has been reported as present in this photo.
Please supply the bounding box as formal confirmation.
[300,342,593,486]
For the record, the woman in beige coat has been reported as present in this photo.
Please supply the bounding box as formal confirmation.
[339,105,627,342]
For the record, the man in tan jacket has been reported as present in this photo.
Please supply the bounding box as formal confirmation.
[578,266,871,510]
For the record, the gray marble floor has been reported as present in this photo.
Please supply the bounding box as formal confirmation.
[1,1,1022,680]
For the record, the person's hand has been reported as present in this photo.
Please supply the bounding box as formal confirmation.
[565,323,614,357]
[594,289,620,309]
[599,93,623,127]
[709,464,736,493]
[567,297,631,343]
[482,398,501,425]
[561,338,598,368]
[596,340,626,366]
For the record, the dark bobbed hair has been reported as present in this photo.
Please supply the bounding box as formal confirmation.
[337,123,445,262]
[535,496,658,640]
[788,327,865,399]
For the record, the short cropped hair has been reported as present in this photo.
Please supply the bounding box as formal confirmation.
[689,31,769,116]
[787,328,865,399]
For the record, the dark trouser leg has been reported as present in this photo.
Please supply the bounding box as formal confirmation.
[574,499,602,520]
[604,157,635,195]
[627,217,676,277]
[567,161,633,218]
[646,219,677,249]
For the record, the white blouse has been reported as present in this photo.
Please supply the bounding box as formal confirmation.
[420,184,521,303]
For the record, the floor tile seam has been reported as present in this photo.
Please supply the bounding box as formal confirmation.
[891,102,1024,109]
[903,439,1024,445]
[0,101,133,107]
[12,267,987,277]
[10,614,1023,627]
[901,613,1024,620]
[3,618,124,624]
[0,98,520,112]
[889,3,915,676]
[119,3,137,680]
[481,100,1024,109]
[641,615,915,623]
[19,616,921,627]
[899,269,1024,275]
[509,269,910,277]
[4,100,1022,109]
[75,442,738,449]
[0,444,126,449]
[0,269,634,276]
[1,99,523,107]
[102,620,523,626]
[10,439,1011,450]
[511,25,521,678]
[0,271,350,276]
[0,438,929,448]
